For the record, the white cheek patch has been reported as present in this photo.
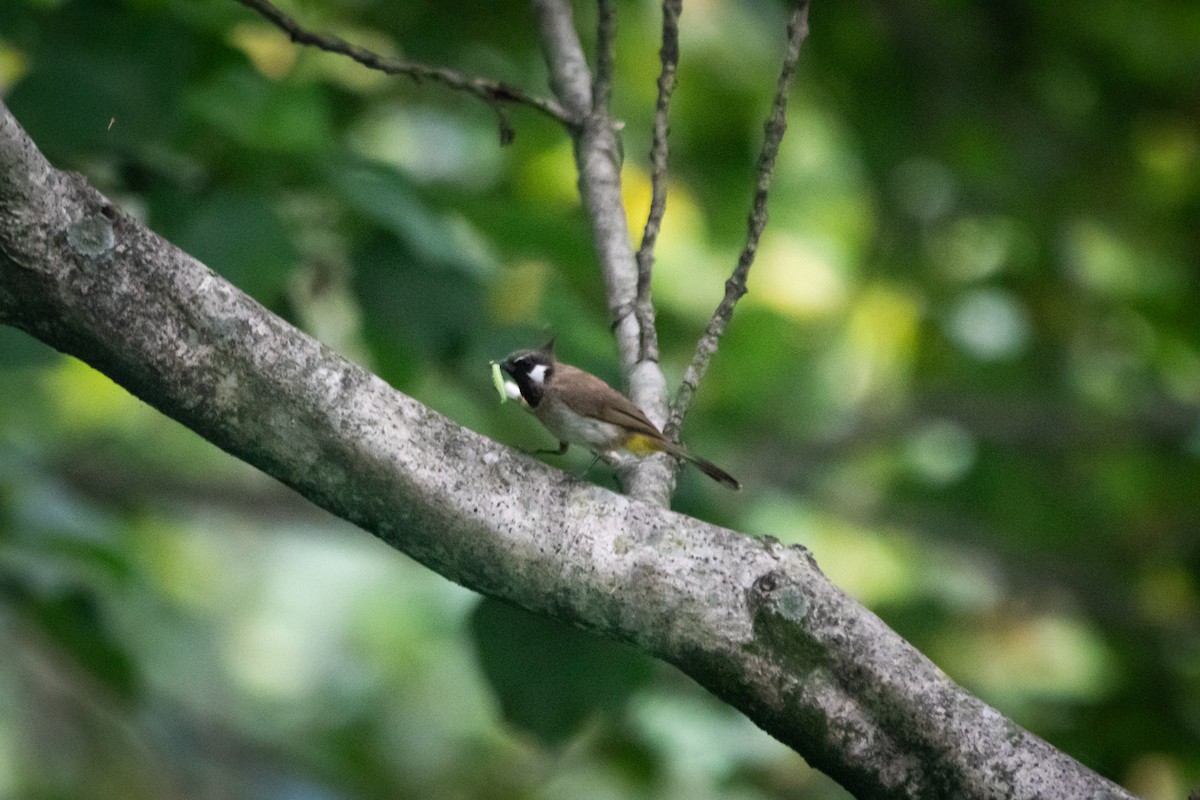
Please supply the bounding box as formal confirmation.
[527,363,548,386]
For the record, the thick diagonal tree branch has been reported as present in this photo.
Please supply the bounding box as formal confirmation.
[0,102,1133,800]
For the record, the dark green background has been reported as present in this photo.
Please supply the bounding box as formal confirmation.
[1,1,1198,797]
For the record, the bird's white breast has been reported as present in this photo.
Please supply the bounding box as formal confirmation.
[535,396,623,453]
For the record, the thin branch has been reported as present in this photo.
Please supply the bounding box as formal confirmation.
[532,0,593,119]
[633,0,683,366]
[592,0,617,117]
[666,0,809,438]
[234,0,577,137]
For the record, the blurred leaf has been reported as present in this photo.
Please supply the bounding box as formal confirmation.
[172,190,297,302]
[0,326,58,369]
[351,229,486,372]
[331,158,498,279]
[1,576,137,700]
[470,597,654,746]
[188,66,334,155]
[3,3,196,161]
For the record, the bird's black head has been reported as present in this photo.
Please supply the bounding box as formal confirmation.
[499,341,555,407]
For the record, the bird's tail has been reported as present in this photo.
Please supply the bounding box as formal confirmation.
[685,455,741,490]
[652,438,741,490]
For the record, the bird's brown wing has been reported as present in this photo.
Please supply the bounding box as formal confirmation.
[553,364,665,440]
[603,401,666,440]
[552,365,738,487]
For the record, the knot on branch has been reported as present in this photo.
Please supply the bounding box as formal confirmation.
[746,554,827,672]
[66,211,116,260]
[749,569,810,626]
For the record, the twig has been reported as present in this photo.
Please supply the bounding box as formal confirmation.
[633,0,683,365]
[234,0,578,138]
[592,0,617,117]
[666,0,809,438]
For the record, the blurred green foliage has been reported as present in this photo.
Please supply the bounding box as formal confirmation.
[2,0,1199,798]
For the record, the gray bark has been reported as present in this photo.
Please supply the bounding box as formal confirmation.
[0,101,1134,800]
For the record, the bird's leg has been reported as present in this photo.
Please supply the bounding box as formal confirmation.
[576,450,624,489]
[582,451,605,475]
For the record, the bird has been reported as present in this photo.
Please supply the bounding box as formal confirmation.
[494,341,740,490]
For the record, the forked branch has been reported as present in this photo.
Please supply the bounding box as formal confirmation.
[666,0,810,438]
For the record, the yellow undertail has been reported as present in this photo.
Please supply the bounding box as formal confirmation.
[621,433,741,490]
[623,433,665,456]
